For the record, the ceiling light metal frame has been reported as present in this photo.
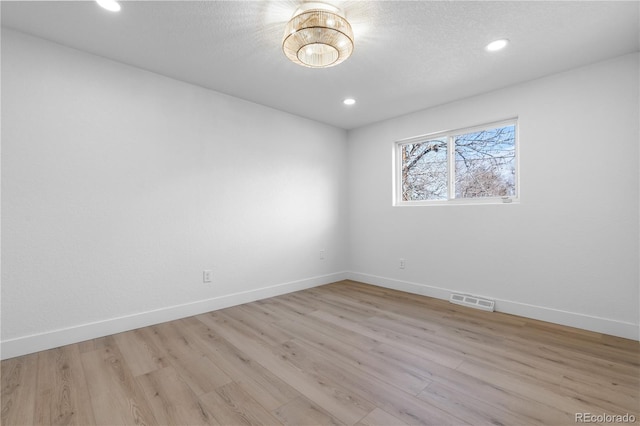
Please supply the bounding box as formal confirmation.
[282,2,354,68]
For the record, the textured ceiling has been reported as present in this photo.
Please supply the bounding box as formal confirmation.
[2,1,639,130]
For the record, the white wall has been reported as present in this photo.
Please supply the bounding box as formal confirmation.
[1,29,349,358]
[347,53,640,340]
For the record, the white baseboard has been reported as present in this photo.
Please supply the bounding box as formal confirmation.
[347,272,640,341]
[0,272,349,360]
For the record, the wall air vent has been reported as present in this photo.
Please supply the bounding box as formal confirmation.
[449,293,495,312]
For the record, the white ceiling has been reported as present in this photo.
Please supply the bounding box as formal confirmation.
[2,1,639,130]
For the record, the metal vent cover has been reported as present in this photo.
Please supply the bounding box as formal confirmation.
[450,293,495,312]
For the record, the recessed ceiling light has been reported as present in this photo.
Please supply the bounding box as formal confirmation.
[96,0,121,12]
[343,98,356,106]
[485,39,509,52]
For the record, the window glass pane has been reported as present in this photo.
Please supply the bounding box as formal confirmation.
[401,138,448,201]
[454,124,516,198]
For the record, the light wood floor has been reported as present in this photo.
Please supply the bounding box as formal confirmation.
[2,280,638,425]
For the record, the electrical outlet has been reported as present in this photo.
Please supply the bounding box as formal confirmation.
[320,249,325,260]
[399,258,405,269]
[203,270,212,283]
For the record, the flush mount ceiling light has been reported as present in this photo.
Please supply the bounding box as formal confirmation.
[283,2,354,68]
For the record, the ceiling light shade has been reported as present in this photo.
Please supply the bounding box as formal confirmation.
[283,4,354,68]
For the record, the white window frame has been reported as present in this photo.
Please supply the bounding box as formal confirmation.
[393,118,519,206]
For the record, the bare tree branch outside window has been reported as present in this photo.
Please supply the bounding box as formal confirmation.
[401,137,447,200]
[401,123,516,201]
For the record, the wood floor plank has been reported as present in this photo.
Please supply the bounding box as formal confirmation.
[182,316,301,411]
[355,407,409,426]
[417,381,531,426]
[304,286,386,319]
[311,310,464,369]
[272,396,346,426]
[517,322,639,366]
[139,321,233,395]
[455,358,627,419]
[280,339,466,426]
[223,304,293,344]
[368,313,639,407]
[271,305,381,352]
[136,366,216,425]
[416,354,575,424]
[2,280,638,425]
[198,382,282,426]
[197,311,375,425]
[77,336,113,354]
[79,339,158,425]
[364,313,507,361]
[1,352,38,426]
[527,338,639,383]
[113,329,167,377]
[274,319,430,395]
[275,292,327,315]
[33,345,95,425]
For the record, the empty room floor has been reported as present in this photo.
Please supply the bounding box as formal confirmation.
[2,280,638,425]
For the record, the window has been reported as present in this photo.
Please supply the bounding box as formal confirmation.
[395,119,518,205]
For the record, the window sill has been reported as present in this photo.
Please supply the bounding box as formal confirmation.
[394,197,520,207]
